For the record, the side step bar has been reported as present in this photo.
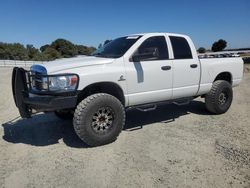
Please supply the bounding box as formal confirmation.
[136,104,157,112]
[173,98,191,106]
[127,97,194,112]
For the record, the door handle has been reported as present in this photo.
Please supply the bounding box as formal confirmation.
[161,66,171,71]
[190,64,198,68]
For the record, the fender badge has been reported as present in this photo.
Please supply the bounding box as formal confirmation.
[118,75,126,81]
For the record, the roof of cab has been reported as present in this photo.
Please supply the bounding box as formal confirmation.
[127,32,189,39]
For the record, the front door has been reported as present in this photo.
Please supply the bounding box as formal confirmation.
[124,35,173,106]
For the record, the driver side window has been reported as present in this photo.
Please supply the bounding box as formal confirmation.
[134,36,169,61]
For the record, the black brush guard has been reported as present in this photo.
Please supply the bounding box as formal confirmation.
[12,67,78,118]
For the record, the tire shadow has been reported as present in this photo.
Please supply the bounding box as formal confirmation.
[124,100,210,130]
[2,113,88,148]
[2,100,210,148]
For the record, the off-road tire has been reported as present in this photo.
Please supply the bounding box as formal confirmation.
[73,93,125,146]
[54,110,73,120]
[205,80,233,114]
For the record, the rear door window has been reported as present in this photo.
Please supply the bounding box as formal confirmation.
[170,36,193,59]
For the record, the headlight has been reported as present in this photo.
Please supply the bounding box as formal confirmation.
[32,74,79,92]
[48,75,78,91]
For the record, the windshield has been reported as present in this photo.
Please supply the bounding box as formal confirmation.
[92,36,141,58]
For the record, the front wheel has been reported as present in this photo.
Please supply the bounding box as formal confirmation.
[205,80,233,114]
[73,93,125,146]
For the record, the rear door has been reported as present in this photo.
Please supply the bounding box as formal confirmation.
[169,36,200,99]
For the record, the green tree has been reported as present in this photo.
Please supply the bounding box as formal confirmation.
[0,43,9,60]
[0,39,97,61]
[76,45,89,55]
[0,43,29,60]
[51,39,77,58]
[40,44,50,52]
[42,47,62,61]
[75,45,97,55]
[9,43,29,60]
[212,39,227,52]
[88,46,96,54]
[32,53,47,61]
[198,47,206,53]
[26,44,39,60]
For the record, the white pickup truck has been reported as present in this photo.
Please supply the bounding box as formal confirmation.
[12,33,243,146]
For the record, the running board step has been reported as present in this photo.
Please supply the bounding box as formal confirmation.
[173,98,191,106]
[136,104,157,112]
[127,97,195,112]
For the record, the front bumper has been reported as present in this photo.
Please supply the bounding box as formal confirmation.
[12,67,78,118]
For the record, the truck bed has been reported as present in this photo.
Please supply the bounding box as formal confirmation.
[197,57,244,95]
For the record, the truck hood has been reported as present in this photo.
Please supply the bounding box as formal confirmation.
[39,56,115,73]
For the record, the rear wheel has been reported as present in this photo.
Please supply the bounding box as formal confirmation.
[205,80,233,114]
[73,93,125,146]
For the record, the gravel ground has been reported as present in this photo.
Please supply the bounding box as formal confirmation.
[0,67,250,188]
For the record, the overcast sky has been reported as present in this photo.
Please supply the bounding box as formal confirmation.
[0,0,249,49]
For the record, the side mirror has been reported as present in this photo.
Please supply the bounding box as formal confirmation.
[132,54,141,62]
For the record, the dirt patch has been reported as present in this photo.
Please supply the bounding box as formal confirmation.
[1,67,250,188]
[215,140,250,168]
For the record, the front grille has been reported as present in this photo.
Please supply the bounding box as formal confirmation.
[30,65,47,91]
[34,76,43,90]
[31,72,44,91]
